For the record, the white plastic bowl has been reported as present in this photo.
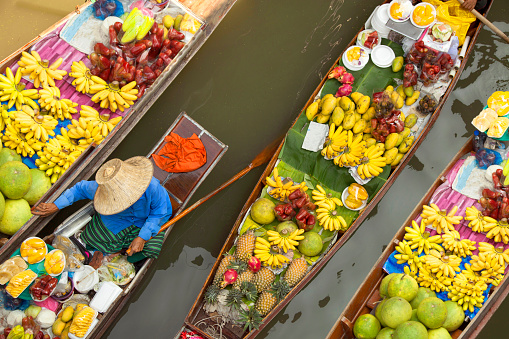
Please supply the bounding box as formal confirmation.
[388,0,413,22]
[410,3,437,29]
[73,265,99,294]
[342,187,368,211]
[342,46,369,71]
[356,29,380,53]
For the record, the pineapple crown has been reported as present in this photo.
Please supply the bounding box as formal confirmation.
[204,284,221,305]
[226,288,244,309]
[228,259,248,273]
[238,308,262,333]
[240,281,258,302]
[270,280,291,302]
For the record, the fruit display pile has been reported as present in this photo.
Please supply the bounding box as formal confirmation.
[0,3,201,239]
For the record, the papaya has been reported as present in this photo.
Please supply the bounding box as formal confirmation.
[356,95,371,114]
[399,136,415,153]
[305,101,319,121]
[363,133,373,141]
[365,138,377,148]
[342,114,356,130]
[363,124,371,134]
[385,85,394,96]
[316,113,330,124]
[330,107,345,126]
[385,133,399,150]
[52,319,66,336]
[404,86,414,98]
[391,91,404,109]
[406,91,420,106]
[322,93,334,102]
[392,56,404,72]
[384,148,398,165]
[351,92,363,104]
[362,107,376,121]
[354,112,362,122]
[353,119,367,134]
[376,142,385,152]
[61,306,74,323]
[405,114,418,128]
[391,153,405,167]
[396,85,406,99]
[339,96,354,111]
[321,97,337,115]
[400,127,411,139]
[395,134,404,147]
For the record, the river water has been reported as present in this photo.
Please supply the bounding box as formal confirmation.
[1,0,509,338]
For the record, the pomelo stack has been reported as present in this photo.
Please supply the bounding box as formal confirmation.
[353,273,465,339]
[0,146,51,236]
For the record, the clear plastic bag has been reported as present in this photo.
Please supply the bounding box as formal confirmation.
[97,255,135,286]
[92,0,125,20]
[475,148,503,169]
[52,236,85,272]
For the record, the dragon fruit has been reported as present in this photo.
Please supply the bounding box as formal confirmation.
[328,66,347,79]
[339,72,355,85]
[248,256,261,273]
[220,269,238,287]
[336,84,353,97]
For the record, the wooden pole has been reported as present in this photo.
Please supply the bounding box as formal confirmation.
[457,0,509,44]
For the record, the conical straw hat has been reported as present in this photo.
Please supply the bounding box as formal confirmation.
[94,156,154,215]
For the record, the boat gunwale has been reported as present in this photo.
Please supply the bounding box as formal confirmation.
[182,0,491,337]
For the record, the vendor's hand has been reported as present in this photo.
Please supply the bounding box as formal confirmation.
[31,203,59,217]
[128,237,146,255]
[461,0,476,11]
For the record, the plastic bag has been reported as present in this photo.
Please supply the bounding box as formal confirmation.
[92,0,125,20]
[97,255,135,286]
[424,0,476,45]
[475,148,502,169]
[52,236,84,272]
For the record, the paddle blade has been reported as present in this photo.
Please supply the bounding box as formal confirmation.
[251,134,285,168]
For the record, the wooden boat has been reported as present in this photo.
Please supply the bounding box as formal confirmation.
[179,1,493,338]
[0,0,237,261]
[325,134,509,339]
[2,112,227,338]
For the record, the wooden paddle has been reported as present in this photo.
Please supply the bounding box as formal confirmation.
[457,0,509,44]
[127,134,285,254]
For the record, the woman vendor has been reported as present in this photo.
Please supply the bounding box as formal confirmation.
[32,156,172,263]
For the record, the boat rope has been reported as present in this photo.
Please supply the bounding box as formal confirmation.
[195,314,228,339]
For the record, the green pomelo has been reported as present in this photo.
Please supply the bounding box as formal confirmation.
[375,299,388,327]
[442,300,465,332]
[23,169,51,206]
[0,161,32,199]
[0,148,21,167]
[276,221,298,234]
[428,327,452,339]
[387,274,418,301]
[380,273,402,298]
[410,309,419,322]
[298,232,323,256]
[0,199,32,235]
[381,297,412,329]
[393,321,428,339]
[410,287,437,309]
[376,327,394,339]
[0,193,4,220]
[250,198,276,224]
[353,314,381,339]
[417,297,447,329]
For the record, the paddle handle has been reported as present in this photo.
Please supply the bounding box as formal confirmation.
[457,0,509,44]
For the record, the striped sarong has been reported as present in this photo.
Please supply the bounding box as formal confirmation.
[81,214,165,258]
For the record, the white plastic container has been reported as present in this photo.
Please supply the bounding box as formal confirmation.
[73,266,99,294]
[89,281,122,313]
[371,4,391,38]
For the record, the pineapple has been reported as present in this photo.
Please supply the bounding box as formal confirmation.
[226,288,244,310]
[233,270,255,290]
[238,307,262,333]
[283,257,308,287]
[213,254,235,287]
[235,231,256,262]
[255,280,291,316]
[204,285,221,305]
[253,267,275,293]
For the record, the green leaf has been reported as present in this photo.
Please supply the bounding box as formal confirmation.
[321,39,404,98]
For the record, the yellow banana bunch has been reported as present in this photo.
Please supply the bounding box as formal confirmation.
[484,218,509,244]
[69,61,96,94]
[404,220,443,254]
[35,139,83,183]
[17,51,67,88]
[254,237,290,269]
[321,123,347,158]
[79,105,122,138]
[266,167,307,201]
[2,124,43,157]
[311,184,342,208]
[440,230,476,258]
[39,86,78,120]
[14,106,57,142]
[461,263,493,285]
[0,67,40,110]
[67,118,105,146]
[0,104,12,130]
[421,203,463,234]
[89,78,138,113]
[316,200,348,231]
[469,252,505,276]
[465,206,487,233]
[267,229,305,253]
[333,130,366,167]
[403,265,418,279]
[423,249,461,278]
[357,144,387,179]
[477,242,509,266]
[394,240,422,272]
[416,266,451,292]
[55,127,87,153]
[447,273,488,312]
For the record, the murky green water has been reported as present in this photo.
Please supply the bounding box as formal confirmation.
[2,0,509,337]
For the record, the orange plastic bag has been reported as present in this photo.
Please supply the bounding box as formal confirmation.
[425,0,476,45]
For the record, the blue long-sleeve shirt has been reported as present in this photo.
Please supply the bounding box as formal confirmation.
[54,177,173,241]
